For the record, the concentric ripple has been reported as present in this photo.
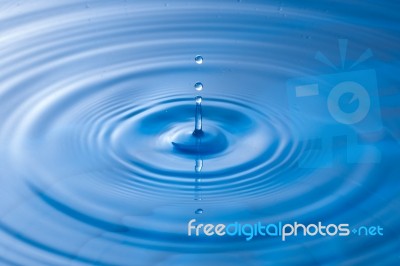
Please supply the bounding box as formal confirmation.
[0,1,399,265]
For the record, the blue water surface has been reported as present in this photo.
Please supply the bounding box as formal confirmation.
[0,0,399,265]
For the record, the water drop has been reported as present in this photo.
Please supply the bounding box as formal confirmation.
[194,82,203,91]
[195,208,203,214]
[195,55,203,64]
[195,95,202,104]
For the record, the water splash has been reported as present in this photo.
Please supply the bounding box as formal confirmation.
[0,1,398,265]
[193,96,203,135]
[193,56,204,213]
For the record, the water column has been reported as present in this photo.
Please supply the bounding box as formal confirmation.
[194,55,203,214]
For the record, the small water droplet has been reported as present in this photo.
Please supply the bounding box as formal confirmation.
[194,82,203,91]
[195,55,203,64]
[195,208,203,214]
[195,96,202,104]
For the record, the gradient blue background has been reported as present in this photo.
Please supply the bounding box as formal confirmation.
[0,0,399,265]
